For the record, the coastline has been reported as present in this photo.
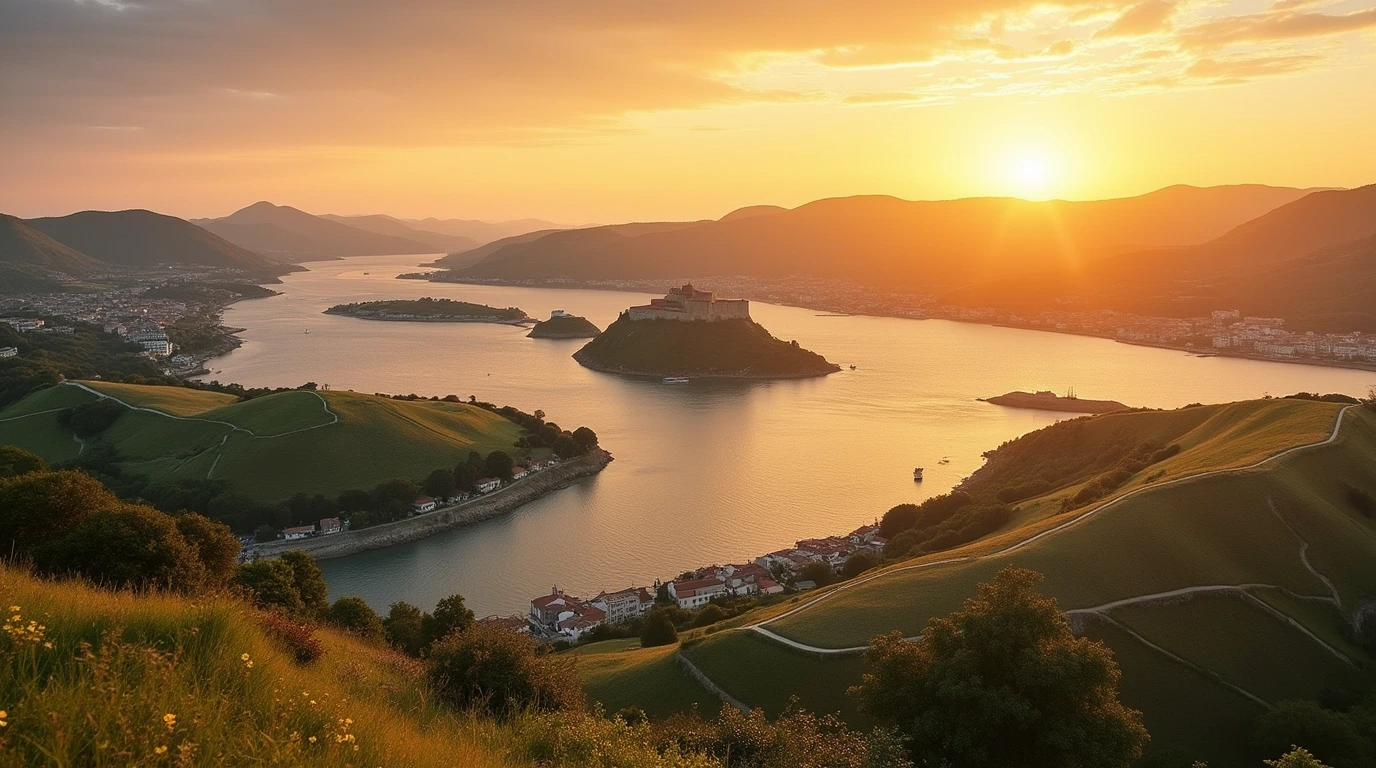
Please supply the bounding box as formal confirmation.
[251,448,613,560]
[413,275,1376,375]
[322,310,530,326]
[571,351,839,380]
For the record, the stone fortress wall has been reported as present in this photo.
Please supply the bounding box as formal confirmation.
[627,284,751,322]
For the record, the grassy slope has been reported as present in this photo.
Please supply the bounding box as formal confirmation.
[574,316,838,377]
[0,383,530,501]
[0,567,519,767]
[588,402,1376,766]
[573,641,720,719]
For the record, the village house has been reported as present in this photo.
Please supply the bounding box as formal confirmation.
[668,576,727,609]
[593,587,654,624]
[476,477,501,494]
[511,466,529,480]
[0,347,16,359]
[318,517,342,535]
[282,525,314,541]
[528,587,607,639]
[411,496,437,514]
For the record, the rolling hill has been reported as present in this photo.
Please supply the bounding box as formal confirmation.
[0,381,528,501]
[578,399,1376,766]
[196,202,441,259]
[573,316,839,379]
[0,214,107,276]
[950,183,1376,331]
[318,213,478,252]
[26,209,290,275]
[401,215,575,245]
[449,185,1313,287]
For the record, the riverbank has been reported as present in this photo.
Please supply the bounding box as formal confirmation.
[252,448,613,560]
[572,356,839,380]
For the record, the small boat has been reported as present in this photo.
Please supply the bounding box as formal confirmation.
[662,377,690,384]
[304,329,310,334]
[849,364,857,370]
[913,467,925,481]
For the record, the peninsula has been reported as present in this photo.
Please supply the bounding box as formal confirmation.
[324,297,527,324]
[981,390,1128,414]
[573,284,839,379]
[527,310,601,339]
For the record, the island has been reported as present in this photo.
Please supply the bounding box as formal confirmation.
[323,297,527,324]
[527,310,602,339]
[981,390,1128,414]
[573,284,840,379]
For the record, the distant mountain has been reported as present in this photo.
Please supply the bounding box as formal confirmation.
[0,214,106,276]
[26,210,289,275]
[453,185,1314,287]
[431,220,707,270]
[197,202,438,259]
[719,204,787,222]
[318,214,478,252]
[400,216,576,245]
[949,184,1376,331]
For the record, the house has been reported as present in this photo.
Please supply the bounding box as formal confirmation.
[529,587,606,639]
[477,615,530,634]
[0,347,16,359]
[476,477,501,493]
[847,523,880,546]
[282,525,314,540]
[411,496,437,514]
[794,580,818,591]
[1,318,43,332]
[668,577,727,609]
[511,466,528,480]
[593,588,645,624]
[318,517,342,535]
[556,605,607,640]
[756,577,784,595]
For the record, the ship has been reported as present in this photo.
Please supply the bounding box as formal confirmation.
[913,467,924,481]
[662,377,690,384]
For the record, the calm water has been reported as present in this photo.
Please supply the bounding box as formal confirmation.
[206,254,1375,616]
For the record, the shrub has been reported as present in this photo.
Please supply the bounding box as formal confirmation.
[384,601,427,656]
[428,623,582,718]
[279,550,329,619]
[37,503,206,592]
[174,512,241,588]
[691,604,729,628]
[879,503,919,538]
[258,611,324,663]
[997,479,1051,504]
[1253,701,1374,768]
[328,596,385,641]
[0,470,120,557]
[236,559,305,615]
[0,445,45,478]
[422,593,476,646]
[799,561,837,588]
[640,611,679,648]
[60,398,127,438]
[841,552,879,580]
[1149,444,1182,464]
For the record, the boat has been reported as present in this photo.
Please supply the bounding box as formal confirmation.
[849,364,857,370]
[913,467,925,481]
[304,329,310,334]
[662,377,690,384]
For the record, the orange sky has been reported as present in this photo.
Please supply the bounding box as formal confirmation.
[2,0,1374,222]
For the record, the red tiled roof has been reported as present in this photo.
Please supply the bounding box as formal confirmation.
[414,496,434,504]
[283,525,314,535]
[674,577,725,596]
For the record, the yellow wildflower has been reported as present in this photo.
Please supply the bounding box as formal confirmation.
[0,709,8,727]
[163,713,177,731]
[241,653,250,661]
[155,746,168,755]
[308,736,317,744]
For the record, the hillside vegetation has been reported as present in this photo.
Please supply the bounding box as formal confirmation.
[0,382,525,501]
[585,400,1376,766]
[573,316,839,379]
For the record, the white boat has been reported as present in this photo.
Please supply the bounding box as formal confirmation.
[913,467,925,481]
[662,377,690,384]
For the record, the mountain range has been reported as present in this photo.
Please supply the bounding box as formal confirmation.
[448,184,1316,286]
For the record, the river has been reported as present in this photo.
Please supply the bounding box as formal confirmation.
[205,254,1375,616]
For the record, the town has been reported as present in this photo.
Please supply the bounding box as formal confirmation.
[493,521,889,641]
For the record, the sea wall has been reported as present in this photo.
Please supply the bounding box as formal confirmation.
[252,448,613,560]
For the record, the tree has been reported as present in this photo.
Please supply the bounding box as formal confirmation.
[799,561,836,588]
[423,468,457,499]
[0,470,119,557]
[841,552,879,580]
[1253,702,1374,768]
[384,601,427,656]
[484,450,515,481]
[328,596,385,641]
[336,488,371,513]
[0,445,45,478]
[174,512,242,588]
[236,559,304,615]
[372,478,420,507]
[280,550,329,619]
[254,523,279,542]
[424,593,476,645]
[551,434,578,460]
[38,503,205,592]
[452,463,477,493]
[572,426,598,451]
[62,398,127,438]
[692,604,729,628]
[1268,747,1335,768]
[428,623,583,718]
[640,610,679,647]
[879,503,919,539]
[853,567,1147,768]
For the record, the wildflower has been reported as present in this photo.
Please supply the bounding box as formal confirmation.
[241,653,250,661]
[308,736,317,744]
[7,606,17,612]
[163,713,177,731]
[0,710,8,727]
[245,660,253,668]
[155,746,168,755]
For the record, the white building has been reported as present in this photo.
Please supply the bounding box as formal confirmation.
[0,347,16,359]
[476,477,501,493]
[411,497,437,514]
[1,318,43,332]
[668,577,727,609]
[282,525,314,540]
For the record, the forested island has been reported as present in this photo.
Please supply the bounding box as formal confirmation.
[527,313,601,339]
[573,315,839,379]
[324,297,527,324]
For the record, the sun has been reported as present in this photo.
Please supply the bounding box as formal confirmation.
[1006,150,1057,200]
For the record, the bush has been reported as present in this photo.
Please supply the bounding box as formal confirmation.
[0,470,120,557]
[60,398,127,438]
[37,503,206,592]
[799,561,836,588]
[174,512,241,588]
[236,559,305,615]
[691,604,729,628]
[258,611,324,664]
[328,596,385,640]
[879,503,919,538]
[841,552,879,580]
[384,601,427,656]
[0,445,45,478]
[1252,701,1374,768]
[428,623,582,718]
[422,593,476,645]
[640,611,679,648]
[997,479,1051,504]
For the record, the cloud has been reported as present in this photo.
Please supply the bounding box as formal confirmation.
[1179,6,1376,50]
[1184,53,1326,82]
[1095,0,1177,38]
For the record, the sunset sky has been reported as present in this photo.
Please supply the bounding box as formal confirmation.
[3,0,1375,222]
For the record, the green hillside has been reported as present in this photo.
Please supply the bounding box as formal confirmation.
[583,400,1376,766]
[573,640,719,718]
[573,316,839,378]
[0,381,526,501]
[0,214,106,276]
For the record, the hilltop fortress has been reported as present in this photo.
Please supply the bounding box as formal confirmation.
[627,284,751,322]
